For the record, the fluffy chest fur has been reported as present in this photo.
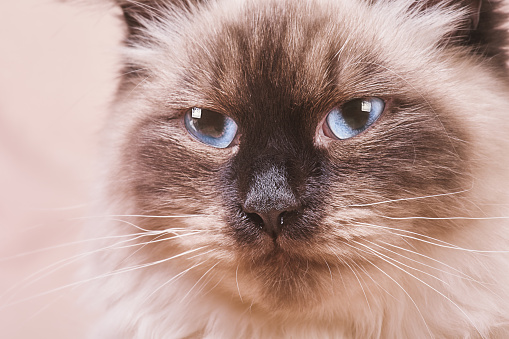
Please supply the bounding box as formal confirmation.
[88,0,509,337]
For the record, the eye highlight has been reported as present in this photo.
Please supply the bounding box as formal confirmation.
[323,97,385,140]
[184,108,238,148]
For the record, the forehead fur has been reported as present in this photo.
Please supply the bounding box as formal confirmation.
[121,0,466,87]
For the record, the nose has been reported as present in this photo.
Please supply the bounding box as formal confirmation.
[242,165,301,239]
[243,206,299,239]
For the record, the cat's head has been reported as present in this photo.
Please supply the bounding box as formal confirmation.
[103,0,509,315]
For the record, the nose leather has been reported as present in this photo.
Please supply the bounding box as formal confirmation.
[242,165,300,238]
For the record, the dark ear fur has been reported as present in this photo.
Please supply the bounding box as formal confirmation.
[419,0,508,69]
[115,0,204,35]
[116,0,165,32]
[468,0,508,68]
[114,0,205,79]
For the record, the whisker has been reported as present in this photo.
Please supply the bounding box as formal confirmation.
[127,75,150,97]
[347,185,473,208]
[0,231,160,262]
[350,259,398,301]
[143,261,208,305]
[349,240,486,338]
[192,264,221,298]
[124,0,160,14]
[352,240,451,287]
[15,293,67,334]
[83,214,206,219]
[180,261,221,303]
[200,275,225,300]
[321,257,334,295]
[30,202,93,212]
[353,221,466,248]
[350,259,378,302]
[236,264,244,304]
[381,216,509,221]
[346,260,372,313]
[186,248,216,260]
[0,232,150,304]
[366,239,478,283]
[117,67,150,78]
[2,231,204,304]
[341,241,433,338]
[331,260,347,292]
[76,217,172,233]
[353,221,509,253]
[377,240,491,285]
[0,246,209,310]
[329,249,371,312]
[372,241,504,301]
[71,215,206,233]
[119,232,177,266]
[334,35,351,61]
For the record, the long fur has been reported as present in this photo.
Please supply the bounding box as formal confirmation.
[87,0,509,337]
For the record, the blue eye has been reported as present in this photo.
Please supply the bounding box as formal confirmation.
[324,97,385,140]
[184,108,238,148]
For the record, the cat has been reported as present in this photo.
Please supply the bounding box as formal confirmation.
[86,0,509,337]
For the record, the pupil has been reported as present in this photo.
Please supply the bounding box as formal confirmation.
[341,99,370,130]
[193,110,226,138]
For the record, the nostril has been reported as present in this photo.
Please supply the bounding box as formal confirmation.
[242,208,300,239]
[277,211,288,226]
[246,212,264,228]
[278,210,300,227]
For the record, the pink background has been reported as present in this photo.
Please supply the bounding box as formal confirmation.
[0,1,123,337]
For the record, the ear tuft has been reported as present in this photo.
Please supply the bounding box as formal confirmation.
[466,0,508,69]
[114,0,203,35]
[116,1,171,32]
[415,0,508,69]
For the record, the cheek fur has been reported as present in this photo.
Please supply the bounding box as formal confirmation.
[127,117,230,215]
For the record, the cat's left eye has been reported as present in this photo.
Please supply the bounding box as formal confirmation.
[323,97,385,140]
[184,108,238,148]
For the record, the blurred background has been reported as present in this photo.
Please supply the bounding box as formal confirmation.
[0,1,123,337]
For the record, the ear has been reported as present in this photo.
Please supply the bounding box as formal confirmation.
[419,0,507,69]
[465,0,482,30]
[114,0,204,35]
[116,0,165,31]
[453,0,482,30]
[463,0,507,69]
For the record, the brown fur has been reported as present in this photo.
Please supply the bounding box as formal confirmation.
[88,0,509,337]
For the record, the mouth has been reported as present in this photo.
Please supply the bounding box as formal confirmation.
[237,231,330,276]
[235,249,337,312]
[233,227,315,264]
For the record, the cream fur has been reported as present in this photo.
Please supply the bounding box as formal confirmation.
[87,0,509,338]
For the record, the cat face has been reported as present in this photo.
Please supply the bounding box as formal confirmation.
[104,0,507,314]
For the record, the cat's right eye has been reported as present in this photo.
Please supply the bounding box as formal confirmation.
[184,108,238,148]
